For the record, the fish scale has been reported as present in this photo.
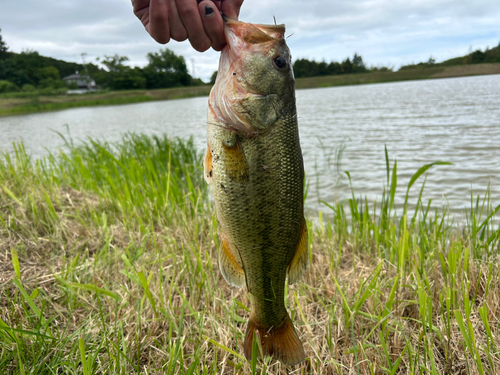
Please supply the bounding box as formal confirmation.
[204,17,308,366]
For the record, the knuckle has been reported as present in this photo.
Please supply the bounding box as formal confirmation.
[193,40,211,52]
[170,29,188,41]
[178,4,198,18]
[150,10,168,22]
[154,35,171,44]
[212,42,225,52]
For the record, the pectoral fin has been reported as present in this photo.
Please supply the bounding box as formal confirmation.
[223,135,249,183]
[219,236,245,288]
[287,218,308,284]
[203,146,212,184]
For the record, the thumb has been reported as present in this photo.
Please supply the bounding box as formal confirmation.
[221,0,243,20]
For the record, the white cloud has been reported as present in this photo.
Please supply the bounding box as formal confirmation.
[1,0,499,81]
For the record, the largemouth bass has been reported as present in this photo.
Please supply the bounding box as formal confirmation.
[204,17,308,366]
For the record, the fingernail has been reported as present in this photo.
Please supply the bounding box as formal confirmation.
[205,6,214,16]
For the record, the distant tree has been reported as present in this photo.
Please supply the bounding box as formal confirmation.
[210,71,218,85]
[101,54,130,73]
[100,55,144,89]
[341,57,353,74]
[143,48,191,88]
[35,66,60,81]
[327,61,341,75]
[112,67,146,90]
[0,50,43,87]
[352,53,363,68]
[0,80,18,93]
[352,53,367,73]
[86,60,109,86]
[317,61,328,75]
[293,55,368,78]
[0,29,8,58]
[470,49,486,64]
[427,56,436,65]
[293,58,318,78]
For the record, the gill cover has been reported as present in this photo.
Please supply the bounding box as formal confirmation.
[209,18,293,135]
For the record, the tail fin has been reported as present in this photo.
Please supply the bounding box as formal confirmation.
[243,313,305,366]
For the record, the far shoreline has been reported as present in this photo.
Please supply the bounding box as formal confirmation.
[1,63,499,118]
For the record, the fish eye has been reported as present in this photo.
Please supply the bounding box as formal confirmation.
[273,55,287,70]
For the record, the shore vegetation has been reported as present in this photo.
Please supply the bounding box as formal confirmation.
[1,134,499,374]
[2,63,500,118]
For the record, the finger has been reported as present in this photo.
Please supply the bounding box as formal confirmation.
[221,0,244,20]
[149,0,170,44]
[167,0,188,41]
[211,0,222,12]
[175,0,212,52]
[198,0,225,51]
[132,0,151,26]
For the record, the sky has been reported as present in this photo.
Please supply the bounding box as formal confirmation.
[1,0,499,82]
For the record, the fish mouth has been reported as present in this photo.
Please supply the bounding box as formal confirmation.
[222,16,286,45]
[209,18,288,134]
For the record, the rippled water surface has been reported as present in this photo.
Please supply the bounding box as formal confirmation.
[1,75,499,219]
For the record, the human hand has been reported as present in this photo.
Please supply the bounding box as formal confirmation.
[132,0,244,52]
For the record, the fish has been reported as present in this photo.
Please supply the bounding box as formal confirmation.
[204,17,308,366]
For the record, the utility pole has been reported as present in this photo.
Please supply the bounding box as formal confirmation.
[81,53,91,89]
[191,58,195,78]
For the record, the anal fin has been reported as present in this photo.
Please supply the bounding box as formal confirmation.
[287,218,308,284]
[218,236,245,288]
[203,146,212,184]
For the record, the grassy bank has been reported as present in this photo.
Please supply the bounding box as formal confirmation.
[2,63,500,117]
[0,86,212,117]
[294,63,500,89]
[1,135,500,374]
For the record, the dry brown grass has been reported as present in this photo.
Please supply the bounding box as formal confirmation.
[1,135,500,374]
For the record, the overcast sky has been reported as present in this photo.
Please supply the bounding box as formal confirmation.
[1,0,499,81]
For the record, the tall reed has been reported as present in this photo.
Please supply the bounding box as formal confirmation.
[1,135,499,374]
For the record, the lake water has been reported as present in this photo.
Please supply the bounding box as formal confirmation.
[1,74,500,220]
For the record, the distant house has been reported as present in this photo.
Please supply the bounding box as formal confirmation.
[62,72,96,91]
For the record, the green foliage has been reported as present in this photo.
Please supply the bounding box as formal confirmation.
[101,54,129,73]
[38,77,66,89]
[210,70,218,85]
[0,32,196,92]
[1,136,499,373]
[110,67,146,90]
[0,79,19,93]
[35,66,60,81]
[143,48,191,89]
[0,50,80,87]
[293,53,368,78]
[402,44,500,70]
[21,84,35,92]
[93,50,193,90]
[0,28,8,57]
[399,61,437,71]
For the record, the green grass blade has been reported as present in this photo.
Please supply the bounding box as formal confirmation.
[11,248,21,279]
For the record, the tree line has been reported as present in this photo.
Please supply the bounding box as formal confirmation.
[400,43,500,70]
[3,25,498,95]
[292,53,371,78]
[0,29,196,93]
